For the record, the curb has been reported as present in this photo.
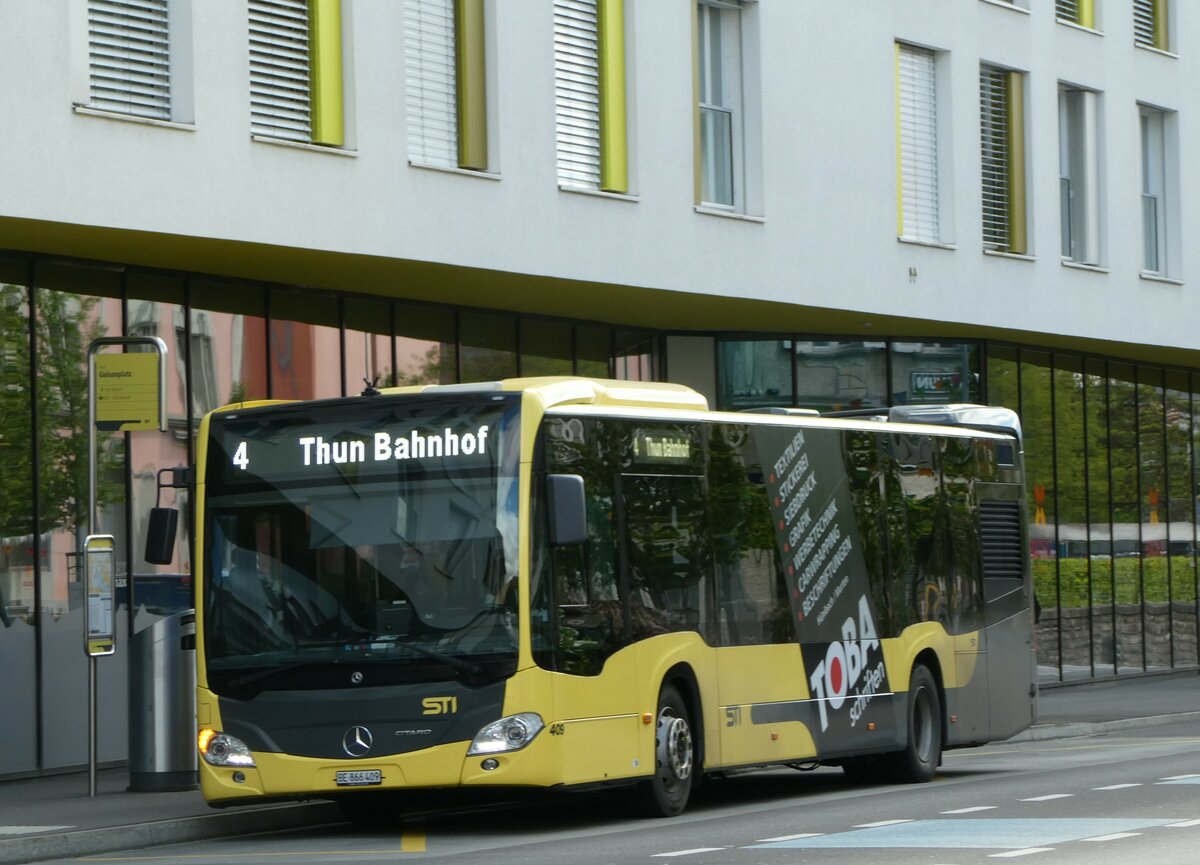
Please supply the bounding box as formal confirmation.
[1007,710,1200,742]
[0,801,342,865]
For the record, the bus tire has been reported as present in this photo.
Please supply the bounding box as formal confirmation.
[885,664,941,783]
[636,684,695,817]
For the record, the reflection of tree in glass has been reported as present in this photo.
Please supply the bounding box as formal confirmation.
[844,430,890,631]
[0,291,121,538]
[708,425,788,642]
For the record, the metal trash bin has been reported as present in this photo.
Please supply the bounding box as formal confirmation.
[128,609,198,791]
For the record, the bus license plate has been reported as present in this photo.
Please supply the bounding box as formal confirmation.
[336,770,382,787]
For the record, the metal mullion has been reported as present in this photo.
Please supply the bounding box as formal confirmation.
[390,303,398,387]
[1082,359,1094,677]
[121,274,136,638]
[1134,369,1145,671]
[338,295,347,398]
[1192,376,1199,668]
[1049,353,1063,681]
[1105,362,1117,676]
[264,290,273,397]
[1162,368,1174,668]
[27,261,44,772]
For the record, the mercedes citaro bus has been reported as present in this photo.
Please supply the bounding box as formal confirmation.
[163,377,1034,821]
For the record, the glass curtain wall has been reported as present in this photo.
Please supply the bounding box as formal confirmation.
[720,338,1200,682]
[984,349,1200,681]
[0,264,37,775]
[0,258,654,779]
[34,264,128,769]
[716,338,978,412]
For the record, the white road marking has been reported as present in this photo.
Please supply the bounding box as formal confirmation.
[853,819,914,828]
[1083,832,1142,842]
[0,827,74,836]
[1020,794,1073,802]
[652,848,728,857]
[1166,819,1200,828]
[942,806,998,814]
[1161,774,1200,781]
[989,848,1055,858]
[753,833,824,842]
[1093,783,1142,790]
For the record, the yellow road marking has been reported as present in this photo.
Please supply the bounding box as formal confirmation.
[400,823,427,852]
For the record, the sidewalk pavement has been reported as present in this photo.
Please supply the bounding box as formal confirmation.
[2,670,1198,865]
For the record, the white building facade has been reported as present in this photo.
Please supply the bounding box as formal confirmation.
[0,0,1196,778]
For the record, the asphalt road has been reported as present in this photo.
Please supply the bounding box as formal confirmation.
[38,718,1200,865]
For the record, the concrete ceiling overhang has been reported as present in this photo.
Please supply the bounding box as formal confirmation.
[3,215,1198,370]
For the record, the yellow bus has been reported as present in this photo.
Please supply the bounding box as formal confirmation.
[171,377,1034,820]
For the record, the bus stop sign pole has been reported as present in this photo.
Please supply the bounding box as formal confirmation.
[86,337,168,797]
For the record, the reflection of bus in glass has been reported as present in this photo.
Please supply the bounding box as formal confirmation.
[185,378,1034,820]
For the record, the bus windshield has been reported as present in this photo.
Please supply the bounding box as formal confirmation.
[201,394,521,695]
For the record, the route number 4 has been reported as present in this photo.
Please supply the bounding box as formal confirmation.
[232,441,249,471]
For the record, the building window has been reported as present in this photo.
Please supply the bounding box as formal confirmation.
[1140,105,1173,275]
[1058,86,1102,265]
[1134,0,1169,51]
[554,0,628,193]
[86,0,174,120]
[405,0,489,171]
[696,0,742,210]
[896,43,942,243]
[249,0,345,147]
[980,64,1027,254]
[1056,0,1096,28]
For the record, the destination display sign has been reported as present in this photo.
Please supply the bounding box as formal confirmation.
[207,396,518,491]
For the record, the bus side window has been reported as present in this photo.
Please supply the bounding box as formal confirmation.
[942,437,983,633]
[543,416,625,676]
[710,424,792,646]
[620,473,712,640]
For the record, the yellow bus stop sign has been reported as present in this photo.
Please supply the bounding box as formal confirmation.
[95,353,161,431]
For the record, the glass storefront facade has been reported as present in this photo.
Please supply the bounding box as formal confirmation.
[717,337,1200,683]
[0,256,655,778]
[5,253,1198,777]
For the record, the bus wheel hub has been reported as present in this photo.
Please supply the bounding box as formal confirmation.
[661,715,693,782]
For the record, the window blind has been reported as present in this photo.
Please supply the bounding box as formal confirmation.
[88,0,171,120]
[406,0,459,168]
[249,0,312,142]
[1134,0,1163,48]
[980,66,1011,251]
[897,44,938,242]
[555,0,602,189]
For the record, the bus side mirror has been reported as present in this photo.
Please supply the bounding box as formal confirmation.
[144,465,192,565]
[546,474,587,547]
[144,508,178,565]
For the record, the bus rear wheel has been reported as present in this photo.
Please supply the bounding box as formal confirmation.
[636,684,695,817]
[884,664,941,783]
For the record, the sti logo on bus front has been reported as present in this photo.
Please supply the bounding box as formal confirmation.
[422,696,458,715]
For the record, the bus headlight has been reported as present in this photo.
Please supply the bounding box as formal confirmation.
[467,713,545,755]
[198,729,256,767]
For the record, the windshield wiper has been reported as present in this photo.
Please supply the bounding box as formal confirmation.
[387,638,483,676]
[225,660,326,689]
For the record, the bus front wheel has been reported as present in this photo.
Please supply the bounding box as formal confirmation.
[636,684,695,817]
[885,664,942,783]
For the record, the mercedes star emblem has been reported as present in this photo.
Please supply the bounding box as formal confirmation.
[350,671,364,684]
[342,725,373,758]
